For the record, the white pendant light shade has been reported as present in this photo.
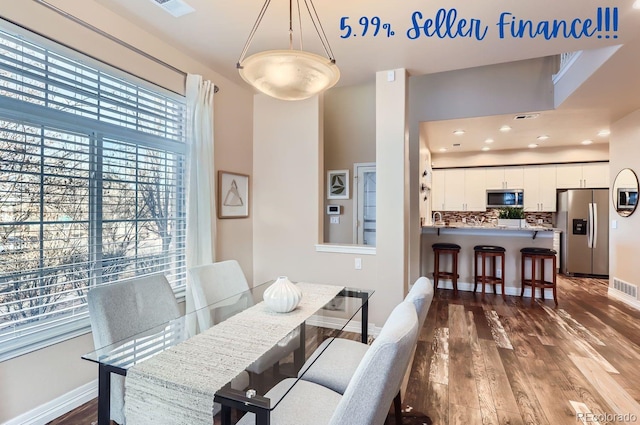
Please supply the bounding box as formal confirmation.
[239,50,340,101]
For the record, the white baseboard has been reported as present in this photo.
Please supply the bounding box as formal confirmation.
[436,281,553,298]
[2,380,97,425]
[608,287,640,311]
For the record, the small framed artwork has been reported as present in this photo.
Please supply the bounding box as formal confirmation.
[327,170,349,199]
[218,171,249,219]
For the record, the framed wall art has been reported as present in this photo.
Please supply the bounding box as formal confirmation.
[327,170,349,200]
[218,171,249,218]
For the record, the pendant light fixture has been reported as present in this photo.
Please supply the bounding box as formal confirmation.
[237,0,340,101]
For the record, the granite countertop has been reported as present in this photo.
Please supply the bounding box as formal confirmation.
[423,222,559,232]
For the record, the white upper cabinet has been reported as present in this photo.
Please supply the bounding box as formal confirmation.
[523,165,557,212]
[431,169,445,212]
[432,168,486,212]
[485,167,524,189]
[556,163,609,189]
[581,163,610,188]
[464,169,487,211]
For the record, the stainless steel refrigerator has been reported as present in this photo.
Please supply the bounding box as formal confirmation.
[557,189,609,276]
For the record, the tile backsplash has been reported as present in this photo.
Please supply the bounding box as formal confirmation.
[433,209,553,226]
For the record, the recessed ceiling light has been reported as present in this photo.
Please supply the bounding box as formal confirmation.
[528,144,538,149]
[484,138,494,144]
[598,129,610,137]
[481,147,491,152]
[439,148,447,152]
[453,130,465,136]
[581,140,593,145]
[537,135,549,141]
[499,125,512,132]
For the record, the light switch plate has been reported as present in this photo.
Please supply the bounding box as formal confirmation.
[330,216,339,224]
[612,220,618,229]
[355,258,362,270]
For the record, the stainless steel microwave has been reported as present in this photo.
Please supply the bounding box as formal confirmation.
[486,189,524,208]
[617,188,638,210]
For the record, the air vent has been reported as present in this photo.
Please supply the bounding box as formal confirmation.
[514,113,540,120]
[613,277,638,299]
[150,0,195,17]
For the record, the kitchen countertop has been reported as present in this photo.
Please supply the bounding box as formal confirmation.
[423,223,560,232]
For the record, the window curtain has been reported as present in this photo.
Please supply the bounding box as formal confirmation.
[185,74,216,316]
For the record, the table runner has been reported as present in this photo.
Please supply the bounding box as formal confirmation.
[124,282,344,425]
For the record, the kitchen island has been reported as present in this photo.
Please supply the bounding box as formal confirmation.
[421,224,560,297]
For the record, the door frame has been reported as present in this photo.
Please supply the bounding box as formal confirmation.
[353,162,376,245]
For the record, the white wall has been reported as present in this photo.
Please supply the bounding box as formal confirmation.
[609,109,640,291]
[252,70,409,326]
[323,83,376,244]
[430,143,609,168]
[0,1,253,422]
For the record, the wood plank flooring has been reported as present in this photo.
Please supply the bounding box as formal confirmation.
[50,275,640,425]
[403,275,640,425]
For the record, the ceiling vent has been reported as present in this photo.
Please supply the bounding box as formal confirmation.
[150,0,195,17]
[513,113,540,120]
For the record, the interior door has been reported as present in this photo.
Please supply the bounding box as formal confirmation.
[355,164,376,245]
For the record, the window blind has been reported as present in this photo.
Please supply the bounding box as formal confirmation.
[0,24,186,360]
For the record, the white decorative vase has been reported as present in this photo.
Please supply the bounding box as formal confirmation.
[263,276,302,313]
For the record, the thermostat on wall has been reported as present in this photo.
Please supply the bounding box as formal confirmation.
[327,205,341,215]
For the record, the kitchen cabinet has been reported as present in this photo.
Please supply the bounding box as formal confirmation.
[523,165,557,211]
[556,163,609,189]
[433,169,486,211]
[431,169,445,211]
[485,167,524,189]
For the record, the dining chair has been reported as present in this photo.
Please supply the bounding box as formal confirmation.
[87,273,181,425]
[296,277,433,423]
[235,300,420,425]
[188,260,300,375]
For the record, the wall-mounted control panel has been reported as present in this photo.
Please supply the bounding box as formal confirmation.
[327,205,341,215]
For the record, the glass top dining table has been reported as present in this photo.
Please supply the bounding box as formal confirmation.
[82,280,373,425]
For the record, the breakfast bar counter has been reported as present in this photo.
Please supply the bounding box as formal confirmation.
[421,223,560,297]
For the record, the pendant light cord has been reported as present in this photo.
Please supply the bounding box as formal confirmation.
[303,0,336,62]
[237,0,272,67]
[237,0,336,67]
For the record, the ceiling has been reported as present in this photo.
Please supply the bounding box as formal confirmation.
[92,0,640,153]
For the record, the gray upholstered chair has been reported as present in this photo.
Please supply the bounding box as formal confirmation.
[87,273,181,425]
[298,277,432,393]
[188,260,299,375]
[236,300,419,425]
[296,277,433,422]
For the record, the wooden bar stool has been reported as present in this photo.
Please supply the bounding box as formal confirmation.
[473,245,506,299]
[520,247,558,305]
[432,243,461,296]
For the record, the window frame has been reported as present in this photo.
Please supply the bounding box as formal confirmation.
[0,23,187,362]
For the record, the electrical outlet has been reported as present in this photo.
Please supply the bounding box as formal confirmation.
[355,258,362,270]
[462,217,467,223]
[330,216,339,224]
[496,268,502,279]
[537,219,543,224]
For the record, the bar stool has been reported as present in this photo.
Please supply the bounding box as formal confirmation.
[432,243,461,295]
[473,245,506,299]
[520,247,558,305]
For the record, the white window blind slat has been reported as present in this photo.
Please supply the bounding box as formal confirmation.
[0,25,187,361]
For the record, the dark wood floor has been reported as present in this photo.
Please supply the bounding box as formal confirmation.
[50,275,640,425]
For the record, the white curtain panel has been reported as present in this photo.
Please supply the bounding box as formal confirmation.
[185,74,216,316]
